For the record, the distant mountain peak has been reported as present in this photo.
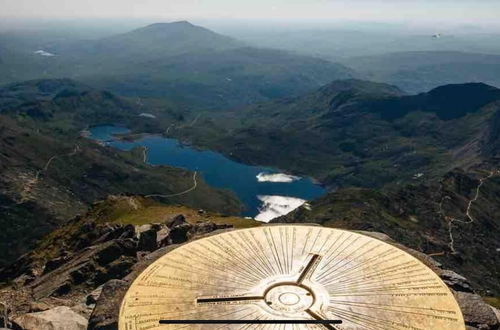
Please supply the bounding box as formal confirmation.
[142,21,196,30]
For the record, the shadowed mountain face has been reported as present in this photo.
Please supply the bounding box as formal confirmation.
[173,80,500,189]
[0,21,353,108]
[369,82,500,120]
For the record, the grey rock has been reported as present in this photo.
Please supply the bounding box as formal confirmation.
[13,306,87,330]
[28,301,51,313]
[156,227,170,248]
[454,291,500,329]
[86,285,104,306]
[441,269,474,293]
[138,229,157,252]
[168,223,193,244]
[30,239,137,299]
[88,280,129,330]
[165,214,187,228]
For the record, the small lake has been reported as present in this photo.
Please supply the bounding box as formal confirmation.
[89,125,325,221]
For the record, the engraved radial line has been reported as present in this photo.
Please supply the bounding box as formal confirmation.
[212,237,268,281]
[317,234,356,280]
[315,233,343,272]
[315,233,349,276]
[199,243,262,283]
[317,239,373,281]
[324,254,410,285]
[328,307,412,330]
[240,314,265,330]
[164,260,254,287]
[332,258,417,285]
[333,272,435,289]
[210,237,261,278]
[309,228,321,254]
[329,300,457,313]
[224,234,272,279]
[268,228,284,274]
[329,301,455,318]
[324,234,359,268]
[302,228,312,254]
[291,228,296,274]
[328,261,419,287]
[321,232,346,261]
[242,231,276,276]
[305,309,337,330]
[317,232,333,255]
[252,230,279,275]
[208,239,264,281]
[298,254,321,284]
[235,232,274,278]
[283,227,289,274]
[328,280,442,292]
[279,228,288,275]
[213,310,261,330]
[271,228,285,274]
[322,247,395,283]
[182,247,254,283]
[328,273,434,290]
[325,240,375,276]
[327,308,380,330]
[328,306,456,321]
[327,284,443,295]
[327,307,396,330]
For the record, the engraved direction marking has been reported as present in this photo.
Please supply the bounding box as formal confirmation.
[298,254,322,284]
[305,309,339,330]
[119,226,465,330]
[197,296,264,305]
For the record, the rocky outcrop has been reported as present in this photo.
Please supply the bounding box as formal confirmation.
[0,214,234,329]
[2,218,499,330]
[87,280,128,330]
[12,306,87,330]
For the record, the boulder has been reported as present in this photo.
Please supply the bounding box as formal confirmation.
[156,227,170,248]
[168,223,193,244]
[13,306,87,330]
[138,229,157,252]
[88,280,129,330]
[28,301,52,313]
[86,285,104,305]
[441,269,474,293]
[454,291,500,329]
[190,222,232,237]
[165,214,187,228]
[30,239,137,299]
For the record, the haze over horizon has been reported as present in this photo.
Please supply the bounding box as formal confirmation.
[1,0,500,32]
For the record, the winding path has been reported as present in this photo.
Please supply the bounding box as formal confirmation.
[440,169,499,253]
[19,144,81,203]
[145,171,198,198]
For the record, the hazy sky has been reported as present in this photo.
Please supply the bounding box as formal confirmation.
[1,0,499,26]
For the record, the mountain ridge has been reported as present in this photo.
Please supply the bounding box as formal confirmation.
[173,80,500,189]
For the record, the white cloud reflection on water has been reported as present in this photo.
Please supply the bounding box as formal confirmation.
[256,172,300,183]
[254,195,306,222]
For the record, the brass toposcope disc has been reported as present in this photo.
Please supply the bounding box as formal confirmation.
[119,225,465,329]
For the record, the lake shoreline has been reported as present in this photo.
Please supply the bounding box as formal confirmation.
[88,125,326,221]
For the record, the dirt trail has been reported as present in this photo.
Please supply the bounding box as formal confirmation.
[146,171,198,199]
[440,170,499,253]
[19,144,81,203]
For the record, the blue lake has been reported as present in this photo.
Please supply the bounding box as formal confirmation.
[89,125,325,221]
